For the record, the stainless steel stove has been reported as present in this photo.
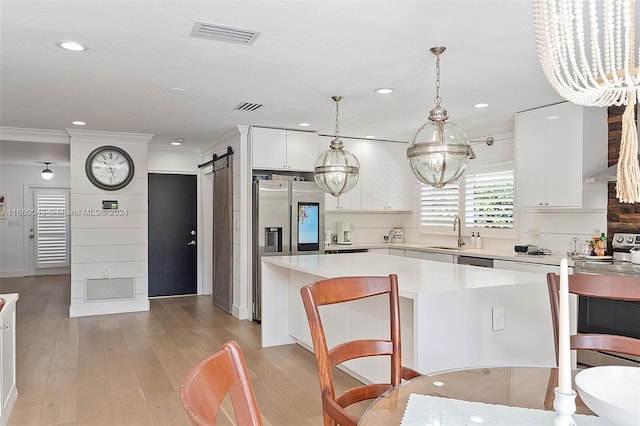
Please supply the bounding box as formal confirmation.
[574,232,640,276]
[612,232,640,263]
[572,233,640,368]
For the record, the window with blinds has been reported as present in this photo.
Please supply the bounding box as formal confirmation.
[420,181,459,227]
[464,170,514,230]
[35,191,69,268]
[420,168,514,232]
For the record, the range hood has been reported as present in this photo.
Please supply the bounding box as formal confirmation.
[585,164,618,183]
[585,156,640,183]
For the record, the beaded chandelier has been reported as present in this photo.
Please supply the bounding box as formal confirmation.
[533,0,640,203]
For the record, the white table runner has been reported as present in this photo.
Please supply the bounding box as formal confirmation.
[401,394,611,425]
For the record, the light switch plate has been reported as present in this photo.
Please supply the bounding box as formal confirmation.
[492,307,505,331]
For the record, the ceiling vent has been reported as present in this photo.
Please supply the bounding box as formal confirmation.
[190,21,260,45]
[234,102,263,112]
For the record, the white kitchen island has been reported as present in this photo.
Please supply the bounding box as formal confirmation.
[261,252,557,383]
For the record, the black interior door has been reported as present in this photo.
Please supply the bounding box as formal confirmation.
[148,173,197,297]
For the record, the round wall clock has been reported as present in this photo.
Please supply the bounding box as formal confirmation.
[85,145,135,190]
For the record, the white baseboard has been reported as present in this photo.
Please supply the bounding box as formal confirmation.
[0,269,25,278]
[233,304,249,320]
[69,298,150,317]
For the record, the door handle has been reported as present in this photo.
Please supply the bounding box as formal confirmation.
[187,240,196,246]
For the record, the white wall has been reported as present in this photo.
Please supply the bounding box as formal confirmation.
[0,163,71,277]
[68,130,152,317]
[148,147,201,173]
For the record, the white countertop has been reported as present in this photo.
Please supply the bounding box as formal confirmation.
[262,252,548,299]
[324,242,572,267]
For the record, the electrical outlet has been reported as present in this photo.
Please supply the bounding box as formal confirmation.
[492,307,505,331]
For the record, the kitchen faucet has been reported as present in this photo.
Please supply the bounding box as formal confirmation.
[453,215,465,248]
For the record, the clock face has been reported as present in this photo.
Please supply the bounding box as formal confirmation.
[85,145,135,190]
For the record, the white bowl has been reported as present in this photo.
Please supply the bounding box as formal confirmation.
[575,366,640,425]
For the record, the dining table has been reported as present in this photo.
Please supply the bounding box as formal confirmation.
[358,366,603,425]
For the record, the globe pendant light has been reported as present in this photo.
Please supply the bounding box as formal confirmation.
[41,162,54,180]
[406,47,472,188]
[314,96,360,196]
[533,0,640,203]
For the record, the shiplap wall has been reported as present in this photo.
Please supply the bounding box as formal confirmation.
[68,130,152,317]
[606,105,640,247]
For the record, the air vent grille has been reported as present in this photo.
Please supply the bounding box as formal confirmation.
[234,102,264,112]
[86,277,135,301]
[190,21,260,45]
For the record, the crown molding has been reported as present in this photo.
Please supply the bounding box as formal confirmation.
[66,129,154,145]
[200,125,246,156]
[0,127,70,144]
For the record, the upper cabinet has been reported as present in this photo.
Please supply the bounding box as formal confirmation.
[325,138,415,212]
[361,141,414,211]
[251,127,318,171]
[515,102,607,209]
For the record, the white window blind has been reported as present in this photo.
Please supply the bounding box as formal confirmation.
[420,168,514,232]
[35,191,69,268]
[420,181,459,227]
[464,170,514,229]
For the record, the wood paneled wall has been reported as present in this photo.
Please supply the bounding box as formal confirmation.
[606,106,640,244]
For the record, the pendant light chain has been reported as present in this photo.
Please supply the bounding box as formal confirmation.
[334,98,340,137]
[329,96,344,150]
[434,52,442,107]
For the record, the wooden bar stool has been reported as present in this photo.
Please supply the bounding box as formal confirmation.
[179,340,263,426]
[300,274,421,426]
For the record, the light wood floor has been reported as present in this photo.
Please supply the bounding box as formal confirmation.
[0,274,363,426]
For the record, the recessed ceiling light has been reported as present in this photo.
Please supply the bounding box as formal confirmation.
[57,41,88,52]
[474,103,489,108]
[72,120,86,126]
[172,138,184,146]
[298,122,311,127]
[364,135,376,139]
[547,115,560,120]
[374,88,394,94]
[170,87,186,92]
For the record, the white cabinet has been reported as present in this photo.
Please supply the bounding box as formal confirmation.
[388,248,406,257]
[515,102,606,208]
[325,139,415,212]
[286,130,320,170]
[369,248,390,255]
[251,127,318,171]
[493,260,566,275]
[361,141,414,211]
[405,249,455,263]
[0,294,18,426]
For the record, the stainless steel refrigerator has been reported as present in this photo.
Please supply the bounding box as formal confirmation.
[252,180,325,321]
